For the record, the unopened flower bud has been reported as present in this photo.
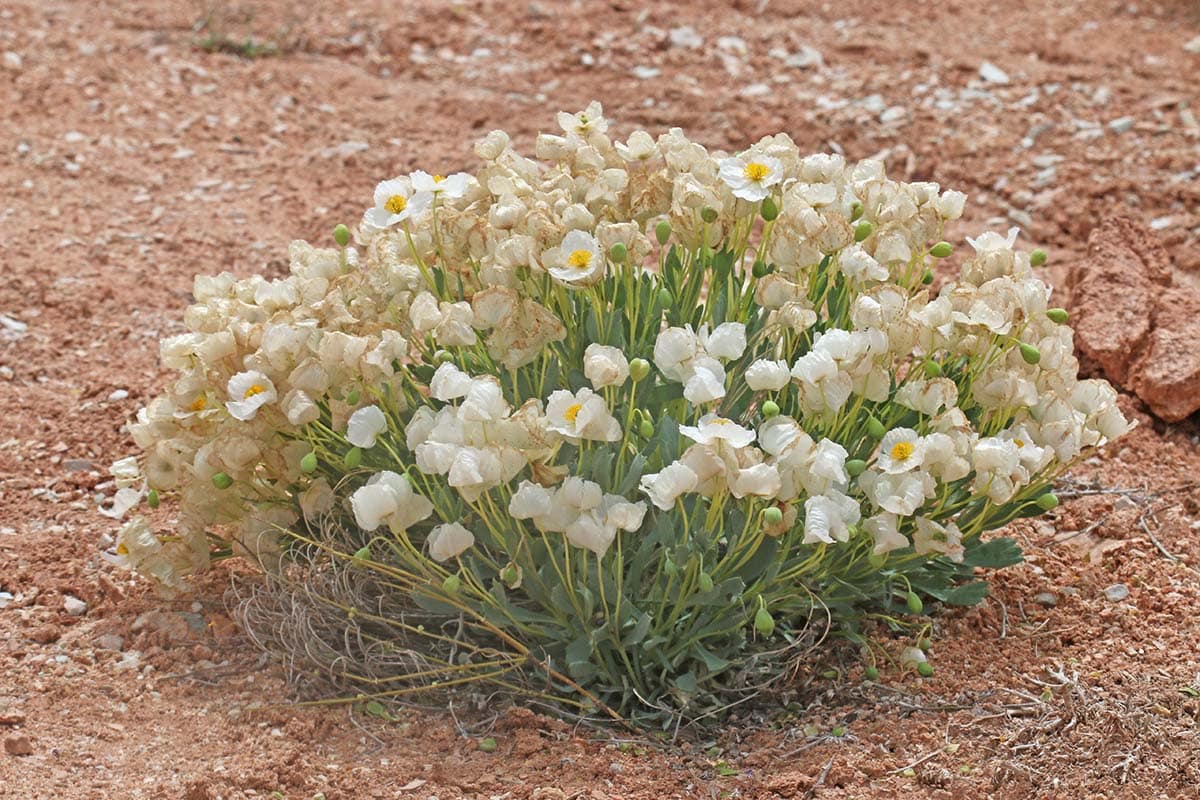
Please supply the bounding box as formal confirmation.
[477,737,497,753]
[917,662,934,677]
[929,241,953,258]
[211,472,233,490]
[845,458,867,477]
[697,572,714,592]
[854,220,873,242]
[300,451,318,473]
[657,288,674,308]
[1019,342,1041,365]
[700,206,718,224]
[1035,492,1059,511]
[921,268,935,285]
[345,388,361,406]
[1030,248,1048,267]
[655,220,671,245]
[147,489,160,508]
[500,563,522,588]
[761,400,780,418]
[344,447,362,470]
[442,574,461,594]
[918,637,932,652]
[754,603,776,637]
[629,358,650,382]
[850,201,864,221]
[434,350,454,365]
[863,665,880,681]
[609,242,627,263]
[333,224,351,247]
[639,419,654,438]
[867,416,886,440]
[663,557,678,577]
[923,360,942,378]
[760,196,779,222]
[905,591,923,614]
[752,259,771,278]
[762,507,783,526]
[1046,308,1069,324]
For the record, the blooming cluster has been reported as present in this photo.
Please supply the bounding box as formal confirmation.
[110,103,1128,718]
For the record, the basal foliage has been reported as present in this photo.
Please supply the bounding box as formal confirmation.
[109,103,1129,724]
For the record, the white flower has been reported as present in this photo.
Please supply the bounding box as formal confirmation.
[913,517,964,562]
[428,522,475,562]
[99,487,143,520]
[745,359,791,391]
[366,178,432,228]
[430,362,474,401]
[583,344,629,388]
[410,291,442,333]
[351,471,434,533]
[508,480,554,520]
[803,490,861,545]
[864,513,908,555]
[680,414,756,449]
[877,428,924,474]
[701,322,747,360]
[548,230,604,285]
[859,469,935,516]
[409,170,470,200]
[225,370,276,421]
[557,101,608,137]
[640,461,699,510]
[683,358,727,404]
[546,387,621,441]
[603,497,647,533]
[565,512,614,557]
[614,130,658,162]
[838,245,888,282]
[346,405,388,448]
[731,462,782,499]
[718,153,784,202]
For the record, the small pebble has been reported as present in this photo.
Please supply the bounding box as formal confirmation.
[95,634,125,651]
[63,595,88,616]
[3,734,33,756]
[1104,583,1130,602]
[1034,592,1058,608]
[1108,116,1135,134]
[979,61,1010,84]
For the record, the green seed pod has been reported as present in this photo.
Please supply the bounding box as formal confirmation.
[345,388,361,406]
[344,447,362,470]
[657,288,674,308]
[1030,248,1048,267]
[918,638,932,652]
[211,472,233,490]
[754,604,776,637]
[1036,492,1059,511]
[478,737,498,753]
[700,206,719,224]
[752,259,771,278]
[921,268,935,285]
[300,451,319,473]
[697,572,714,592]
[845,458,867,477]
[822,669,838,680]
[867,416,886,440]
[854,220,873,243]
[929,241,953,258]
[763,507,784,526]
[629,358,650,382]
[760,196,779,222]
[639,419,654,438]
[609,242,628,263]
[831,725,847,737]
[905,591,924,615]
[434,349,454,365]
[923,360,942,378]
[863,665,880,681]
[1019,342,1041,365]
[147,489,160,509]
[442,574,461,594]
[663,557,678,577]
[850,201,864,221]
[500,563,522,588]
[333,224,351,247]
[917,662,934,678]
[761,400,780,418]
[1046,308,1069,324]
[655,219,671,245]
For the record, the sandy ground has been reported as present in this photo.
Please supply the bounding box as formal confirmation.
[2,1,1199,797]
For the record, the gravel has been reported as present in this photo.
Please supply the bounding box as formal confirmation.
[1103,584,1130,602]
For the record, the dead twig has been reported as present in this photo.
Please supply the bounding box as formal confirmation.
[889,747,944,774]
[804,756,835,799]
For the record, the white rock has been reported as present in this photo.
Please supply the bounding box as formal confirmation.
[669,26,703,49]
[64,595,88,616]
[880,106,907,123]
[1108,116,1135,134]
[716,36,748,57]
[2,51,21,70]
[0,314,27,334]
[1149,216,1173,230]
[785,46,824,69]
[632,65,660,80]
[107,389,129,402]
[979,61,1010,84]
[1185,36,1200,54]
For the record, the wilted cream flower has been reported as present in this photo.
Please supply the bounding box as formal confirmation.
[351,471,434,533]
[346,405,388,449]
[428,522,475,562]
[583,343,629,388]
[640,461,699,511]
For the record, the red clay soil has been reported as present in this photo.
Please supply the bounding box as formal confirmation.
[2,1,1200,797]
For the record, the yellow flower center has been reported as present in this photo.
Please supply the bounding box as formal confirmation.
[243,384,267,400]
[710,418,732,426]
[567,249,593,270]
[564,403,583,423]
[1014,438,1025,448]
[743,162,771,182]
[433,174,446,183]
[385,194,408,215]
[190,395,208,412]
[890,441,915,461]
[117,543,129,555]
